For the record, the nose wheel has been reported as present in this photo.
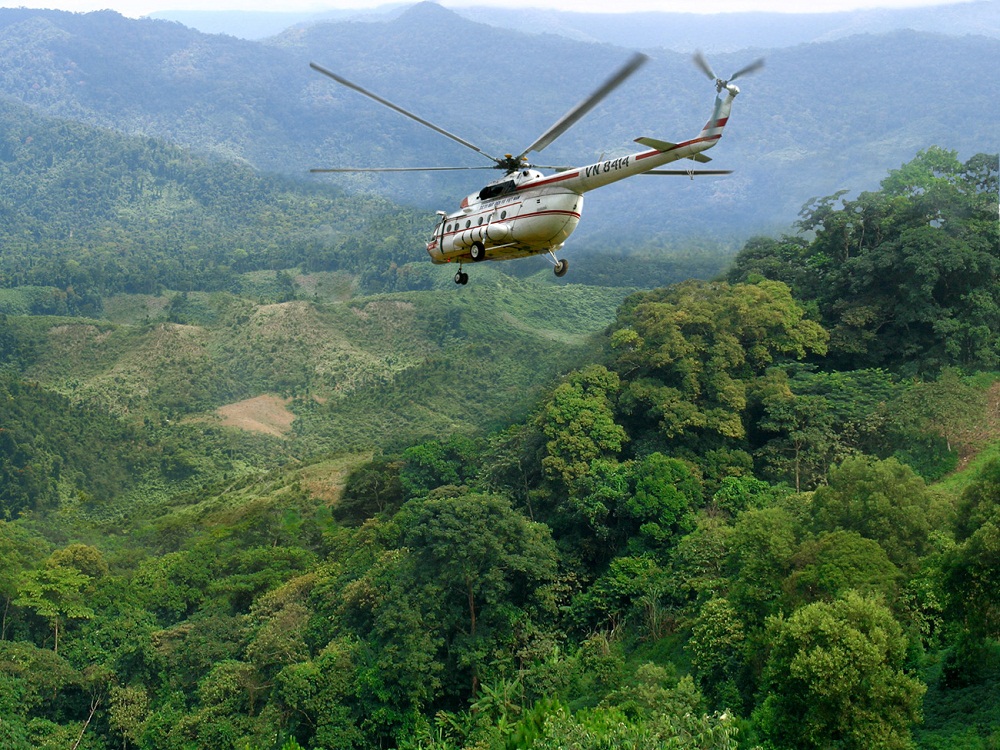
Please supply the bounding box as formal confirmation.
[547,248,569,278]
[454,270,469,285]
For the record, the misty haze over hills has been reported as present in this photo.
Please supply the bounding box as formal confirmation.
[149,0,1000,48]
[0,1,996,251]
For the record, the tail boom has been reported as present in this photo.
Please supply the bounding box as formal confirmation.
[533,84,738,194]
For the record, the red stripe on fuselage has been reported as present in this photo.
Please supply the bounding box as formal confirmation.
[509,170,580,192]
[702,116,730,130]
[439,205,580,243]
[515,208,582,221]
[636,134,722,162]
[636,148,666,161]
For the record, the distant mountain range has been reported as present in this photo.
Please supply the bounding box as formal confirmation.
[150,0,1000,49]
[0,2,996,249]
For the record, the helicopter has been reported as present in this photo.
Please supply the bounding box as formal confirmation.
[310,52,762,285]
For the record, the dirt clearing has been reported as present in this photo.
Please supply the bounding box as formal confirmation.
[215,395,296,437]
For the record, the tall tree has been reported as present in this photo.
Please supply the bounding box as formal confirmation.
[942,460,1000,638]
[401,492,559,698]
[610,279,827,450]
[15,565,94,653]
[731,149,1000,373]
[756,592,925,749]
[538,365,627,489]
[810,456,933,569]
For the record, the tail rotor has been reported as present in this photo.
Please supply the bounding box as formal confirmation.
[693,51,764,93]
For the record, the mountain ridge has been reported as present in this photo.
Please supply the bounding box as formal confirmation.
[149,0,1000,48]
[0,4,994,246]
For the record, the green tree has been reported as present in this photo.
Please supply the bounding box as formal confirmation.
[611,279,827,448]
[755,592,925,749]
[108,684,150,749]
[337,456,405,525]
[47,544,108,580]
[727,505,799,626]
[0,520,39,640]
[669,514,733,607]
[273,640,364,750]
[893,368,987,454]
[569,554,663,632]
[942,460,1000,638]
[710,474,779,517]
[754,374,838,491]
[538,365,627,488]
[621,452,703,550]
[15,565,94,653]
[688,597,746,709]
[400,436,479,499]
[401,492,559,697]
[810,456,933,569]
[733,149,999,373]
[783,530,902,609]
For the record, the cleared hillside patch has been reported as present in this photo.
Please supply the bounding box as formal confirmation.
[215,394,296,437]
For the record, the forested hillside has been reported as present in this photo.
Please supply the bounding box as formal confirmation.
[0,136,996,750]
[0,98,434,307]
[0,97,732,306]
[0,3,994,246]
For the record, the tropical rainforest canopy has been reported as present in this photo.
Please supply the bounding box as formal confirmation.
[0,78,997,749]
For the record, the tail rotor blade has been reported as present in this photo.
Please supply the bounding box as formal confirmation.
[730,58,765,82]
[693,51,717,82]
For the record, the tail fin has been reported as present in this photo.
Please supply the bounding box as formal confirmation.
[698,85,738,144]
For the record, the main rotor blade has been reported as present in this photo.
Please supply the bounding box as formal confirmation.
[518,52,649,158]
[310,62,500,166]
[310,166,498,173]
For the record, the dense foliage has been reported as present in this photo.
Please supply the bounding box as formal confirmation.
[0,147,995,750]
[728,148,999,375]
[0,9,995,749]
[0,110,1000,750]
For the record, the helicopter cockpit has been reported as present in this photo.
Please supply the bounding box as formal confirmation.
[477,169,544,201]
[477,180,516,201]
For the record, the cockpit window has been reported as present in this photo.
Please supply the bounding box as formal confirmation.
[478,180,516,201]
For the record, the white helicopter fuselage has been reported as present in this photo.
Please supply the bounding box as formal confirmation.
[426,86,738,266]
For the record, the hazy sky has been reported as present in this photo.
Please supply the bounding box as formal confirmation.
[2,0,967,17]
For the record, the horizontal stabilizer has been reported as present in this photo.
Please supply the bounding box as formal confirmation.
[634,137,711,162]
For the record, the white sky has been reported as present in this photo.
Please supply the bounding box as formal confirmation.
[1,0,968,18]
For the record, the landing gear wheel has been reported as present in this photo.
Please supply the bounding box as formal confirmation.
[553,259,569,278]
[470,241,487,262]
[454,271,469,285]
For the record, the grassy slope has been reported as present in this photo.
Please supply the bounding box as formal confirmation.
[11,267,628,546]
[17,268,630,453]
